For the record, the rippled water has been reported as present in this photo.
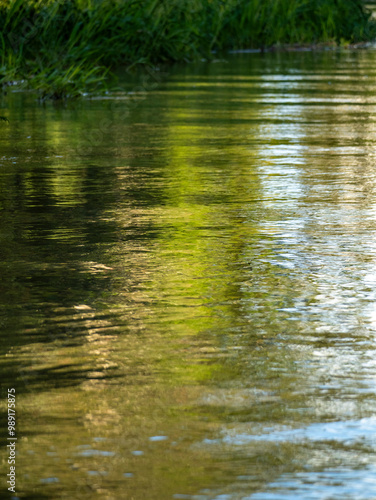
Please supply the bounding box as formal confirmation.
[2,49,376,500]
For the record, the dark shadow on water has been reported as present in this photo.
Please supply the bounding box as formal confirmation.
[0,357,122,403]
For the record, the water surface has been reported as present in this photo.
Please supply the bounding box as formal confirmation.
[2,49,376,499]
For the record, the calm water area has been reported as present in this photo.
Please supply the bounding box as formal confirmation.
[2,48,376,500]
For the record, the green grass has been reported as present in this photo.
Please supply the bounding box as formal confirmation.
[0,0,375,99]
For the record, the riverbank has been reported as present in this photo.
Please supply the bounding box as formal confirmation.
[1,0,375,99]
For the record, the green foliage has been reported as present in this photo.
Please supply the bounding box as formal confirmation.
[21,60,109,100]
[0,0,375,99]
[221,0,376,48]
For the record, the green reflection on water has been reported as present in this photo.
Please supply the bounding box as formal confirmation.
[2,50,376,499]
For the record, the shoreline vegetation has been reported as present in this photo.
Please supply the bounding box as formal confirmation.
[0,0,376,100]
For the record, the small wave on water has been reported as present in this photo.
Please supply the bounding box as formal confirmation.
[202,416,376,446]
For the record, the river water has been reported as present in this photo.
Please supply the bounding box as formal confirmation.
[2,49,376,500]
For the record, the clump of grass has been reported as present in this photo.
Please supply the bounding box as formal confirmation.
[220,0,376,49]
[0,0,375,99]
[21,60,109,100]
